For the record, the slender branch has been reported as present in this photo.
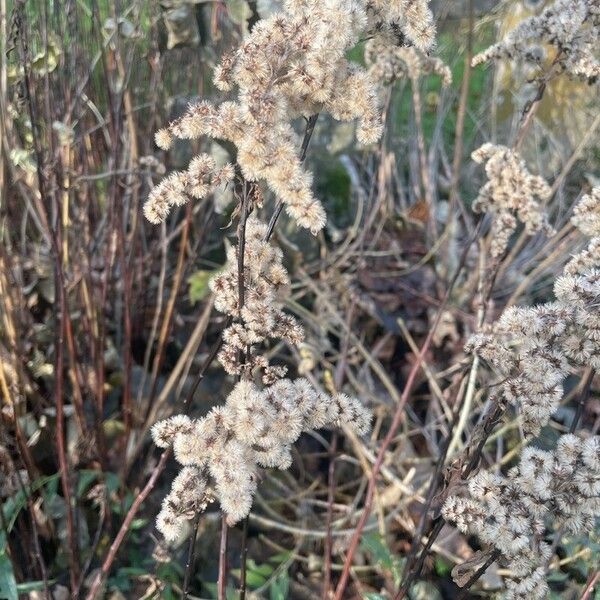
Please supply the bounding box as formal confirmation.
[182,513,202,599]
[322,431,339,599]
[17,16,79,594]
[396,397,506,598]
[333,220,482,600]
[579,569,600,600]
[400,399,462,582]
[239,517,249,600]
[447,0,474,223]
[570,368,594,433]
[218,514,229,600]
[84,450,170,600]
[265,113,318,241]
[456,549,500,599]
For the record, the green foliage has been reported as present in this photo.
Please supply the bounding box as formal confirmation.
[231,550,291,593]
[0,549,17,600]
[188,269,218,304]
[360,532,404,588]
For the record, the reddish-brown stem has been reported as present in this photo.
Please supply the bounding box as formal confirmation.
[18,18,79,594]
[84,450,170,600]
[333,221,481,600]
[579,569,600,600]
[145,204,193,420]
[456,549,500,599]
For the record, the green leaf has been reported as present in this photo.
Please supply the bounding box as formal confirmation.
[129,518,148,530]
[360,533,404,587]
[245,570,267,588]
[187,270,216,304]
[16,579,57,593]
[268,551,292,564]
[247,560,274,577]
[2,474,60,532]
[363,594,386,600]
[0,551,17,600]
[269,571,289,600]
[76,469,101,497]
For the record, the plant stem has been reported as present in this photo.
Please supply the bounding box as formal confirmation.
[218,514,229,600]
[239,517,249,600]
[333,220,482,600]
[84,450,170,600]
[182,512,202,599]
[457,549,500,599]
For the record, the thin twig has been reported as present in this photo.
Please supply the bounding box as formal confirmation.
[265,113,318,241]
[84,450,170,600]
[218,514,229,600]
[570,368,594,433]
[182,513,202,599]
[333,220,482,600]
[239,517,249,600]
[457,549,500,599]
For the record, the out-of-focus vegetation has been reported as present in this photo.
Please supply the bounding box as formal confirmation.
[0,0,598,599]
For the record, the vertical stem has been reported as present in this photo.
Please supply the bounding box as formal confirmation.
[322,432,338,599]
[182,513,202,599]
[239,517,249,600]
[333,221,482,600]
[456,549,500,599]
[218,514,229,600]
[17,12,79,594]
[447,0,474,223]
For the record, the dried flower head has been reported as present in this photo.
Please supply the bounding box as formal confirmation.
[443,434,600,599]
[471,143,554,259]
[472,0,600,83]
[154,378,371,537]
[208,217,303,378]
[467,188,600,435]
[144,154,235,224]
[366,32,451,86]
[146,0,435,233]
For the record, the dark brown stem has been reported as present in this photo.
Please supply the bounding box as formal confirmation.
[239,517,249,600]
[218,514,229,600]
[400,400,463,583]
[182,512,202,599]
[512,52,562,151]
[17,16,79,594]
[264,113,318,241]
[570,368,594,433]
[457,549,500,599]
[322,431,338,599]
[396,398,506,599]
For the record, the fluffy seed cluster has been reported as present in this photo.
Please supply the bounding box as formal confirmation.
[471,143,553,259]
[152,378,371,540]
[443,434,600,599]
[566,186,600,274]
[150,0,435,233]
[365,31,451,86]
[209,217,303,382]
[472,0,600,83]
[144,154,235,224]
[467,187,600,436]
